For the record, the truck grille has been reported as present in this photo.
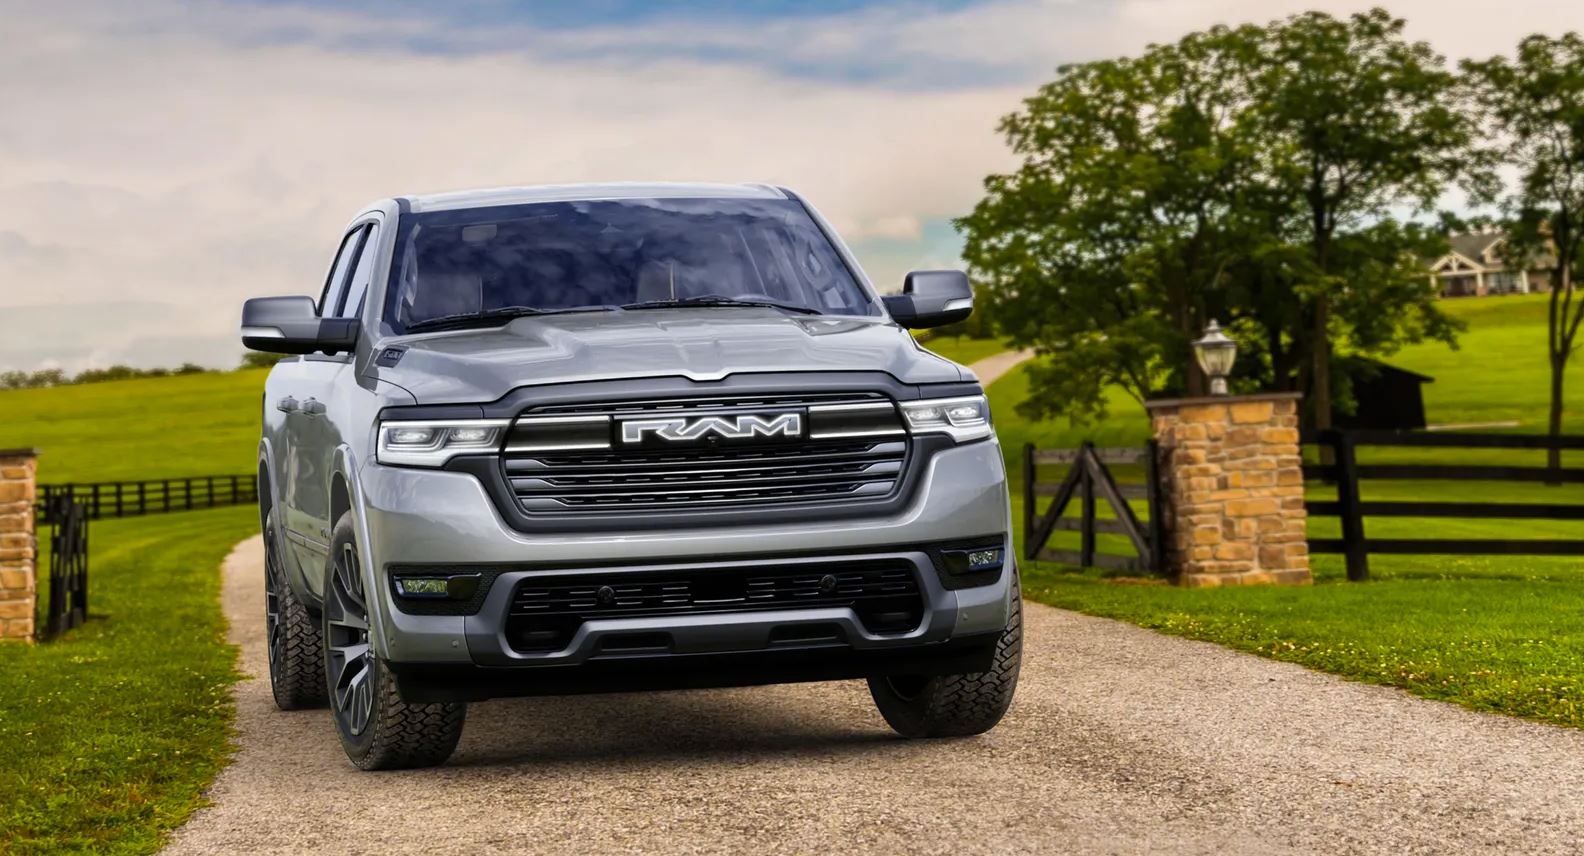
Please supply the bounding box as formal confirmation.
[502,393,909,514]
[505,560,924,652]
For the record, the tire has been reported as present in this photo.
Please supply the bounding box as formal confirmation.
[323,513,465,770]
[868,571,1023,738]
[264,509,327,710]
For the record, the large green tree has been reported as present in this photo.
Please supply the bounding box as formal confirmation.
[1251,8,1479,431]
[959,8,1471,427]
[1465,33,1584,471]
[957,25,1268,423]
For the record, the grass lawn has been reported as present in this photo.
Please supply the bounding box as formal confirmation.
[999,291,1584,729]
[1397,292,1584,431]
[0,369,268,484]
[0,506,258,855]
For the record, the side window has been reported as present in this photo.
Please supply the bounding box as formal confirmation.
[318,226,366,316]
[336,223,381,318]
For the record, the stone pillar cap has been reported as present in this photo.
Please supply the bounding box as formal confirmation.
[0,448,39,458]
[1144,391,1302,410]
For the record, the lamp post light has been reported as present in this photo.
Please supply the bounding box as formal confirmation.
[1192,319,1238,396]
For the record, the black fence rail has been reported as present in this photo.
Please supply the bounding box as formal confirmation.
[1304,430,1584,581]
[39,495,89,641]
[37,474,258,523]
[1022,442,1164,573]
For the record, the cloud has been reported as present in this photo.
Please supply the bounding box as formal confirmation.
[3,0,1584,371]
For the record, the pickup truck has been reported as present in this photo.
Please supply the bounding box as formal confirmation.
[240,182,1020,769]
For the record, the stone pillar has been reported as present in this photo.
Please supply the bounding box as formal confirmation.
[0,449,39,642]
[1145,394,1310,587]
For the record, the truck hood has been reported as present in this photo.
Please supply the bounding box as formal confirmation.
[367,308,970,405]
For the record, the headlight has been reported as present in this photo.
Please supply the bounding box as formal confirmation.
[899,395,993,443]
[376,419,509,467]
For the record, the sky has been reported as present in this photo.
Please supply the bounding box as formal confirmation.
[3,0,1583,372]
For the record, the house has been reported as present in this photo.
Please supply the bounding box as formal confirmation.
[1429,229,1556,297]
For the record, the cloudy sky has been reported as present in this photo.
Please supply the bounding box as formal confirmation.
[3,0,1582,372]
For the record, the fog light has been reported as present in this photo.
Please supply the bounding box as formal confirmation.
[967,548,1002,571]
[939,544,1005,575]
[394,574,481,600]
[394,577,449,598]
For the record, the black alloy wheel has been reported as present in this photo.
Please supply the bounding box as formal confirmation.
[325,539,375,739]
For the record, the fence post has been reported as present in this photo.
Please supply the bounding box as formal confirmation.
[1022,443,1036,556]
[184,479,192,511]
[91,484,101,519]
[1144,439,1166,574]
[1329,430,1369,582]
[1079,446,1096,568]
[137,481,146,516]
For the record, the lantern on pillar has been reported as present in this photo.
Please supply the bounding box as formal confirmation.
[1192,320,1238,396]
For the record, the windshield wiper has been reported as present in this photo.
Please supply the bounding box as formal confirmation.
[619,295,823,316]
[404,305,619,333]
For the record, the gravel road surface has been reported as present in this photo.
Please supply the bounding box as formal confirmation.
[163,535,1584,855]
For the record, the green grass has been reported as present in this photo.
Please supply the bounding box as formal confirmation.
[999,291,1584,729]
[0,370,268,484]
[1398,292,1584,431]
[0,506,258,855]
[915,335,1013,367]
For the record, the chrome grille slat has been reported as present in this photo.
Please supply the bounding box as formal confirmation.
[503,394,908,514]
[529,392,883,416]
[511,461,901,492]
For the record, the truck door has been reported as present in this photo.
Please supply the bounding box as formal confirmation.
[279,224,367,593]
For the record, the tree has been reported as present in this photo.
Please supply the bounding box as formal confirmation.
[957,25,1269,423]
[959,8,1472,427]
[1251,8,1482,431]
[1465,33,1584,473]
[240,352,286,369]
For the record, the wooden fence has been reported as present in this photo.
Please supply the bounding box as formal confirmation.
[37,474,259,523]
[1304,430,1584,581]
[1022,442,1164,572]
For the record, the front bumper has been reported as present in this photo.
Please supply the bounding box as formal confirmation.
[354,438,1014,688]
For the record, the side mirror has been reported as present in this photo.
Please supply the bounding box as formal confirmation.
[882,270,973,330]
[240,296,359,355]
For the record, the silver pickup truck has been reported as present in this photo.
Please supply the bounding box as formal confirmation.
[240,182,1021,770]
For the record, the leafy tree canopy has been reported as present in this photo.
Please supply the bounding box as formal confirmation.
[958,8,1476,426]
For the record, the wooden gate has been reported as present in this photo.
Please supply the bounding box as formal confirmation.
[40,495,89,641]
[1022,442,1164,573]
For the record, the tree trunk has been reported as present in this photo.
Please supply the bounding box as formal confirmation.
[1311,295,1332,432]
[1549,353,1565,481]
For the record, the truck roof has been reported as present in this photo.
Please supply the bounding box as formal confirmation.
[398,182,788,213]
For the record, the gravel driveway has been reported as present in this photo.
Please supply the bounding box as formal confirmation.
[163,536,1584,855]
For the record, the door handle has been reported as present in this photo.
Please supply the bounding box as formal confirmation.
[276,396,299,413]
[300,398,326,417]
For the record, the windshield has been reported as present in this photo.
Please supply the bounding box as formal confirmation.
[383,197,878,334]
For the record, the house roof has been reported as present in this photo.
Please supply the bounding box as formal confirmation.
[1431,230,1556,272]
[1355,357,1434,384]
[1448,231,1504,264]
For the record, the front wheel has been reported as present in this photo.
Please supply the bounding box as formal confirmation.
[868,572,1023,738]
[323,513,465,770]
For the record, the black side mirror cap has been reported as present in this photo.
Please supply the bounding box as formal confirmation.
[882,270,973,330]
[241,296,360,355]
